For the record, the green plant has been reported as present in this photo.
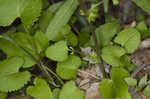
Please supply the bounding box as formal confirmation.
[0,0,150,98]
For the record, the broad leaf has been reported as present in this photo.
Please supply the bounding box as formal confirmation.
[53,88,60,99]
[99,79,115,99]
[56,55,81,79]
[59,81,84,99]
[66,32,78,46]
[33,30,49,53]
[0,57,31,92]
[132,0,150,15]
[46,40,68,62]
[110,68,130,99]
[95,20,120,47]
[39,2,63,32]
[26,77,53,99]
[11,32,39,59]
[143,85,150,97]
[101,45,126,66]
[0,93,7,99]
[0,0,20,26]
[125,77,137,86]
[46,0,78,41]
[0,38,36,68]
[20,0,42,27]
[100,68,131,99]
[138,74,148,87]
[114,28,141,53]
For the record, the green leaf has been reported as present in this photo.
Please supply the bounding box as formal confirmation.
[143,85,150,97]
[53,88,60,99]
[20,0,42,27]
[56,55,81,79]
[0,57,31,92]
[101,45,126,66]
[66,32,78,46]
[59,81,84,99]
[0,93,7,99]
[100,68,131,99]
[33,30,49,53]
[138,74,147,87]
[95,20,120,47]
[0,0,20,26]
[99,79,115,99]
[0,38,36,68]
[132,0,150,15]
[26,77,53,99]
[46,40,68,62]
[125,77,137,86]
[39,2,63,32]
[114,28,141,53]
[112,0,119,5]
[46,0,78,41]
[110,68,130,98]
[11,32,38,59]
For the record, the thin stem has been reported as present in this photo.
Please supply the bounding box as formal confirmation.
[89,24,107,78]
[78,69,101,80]
[45,66,64,85]
[78,0,107,78]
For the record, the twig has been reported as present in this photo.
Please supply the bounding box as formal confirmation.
[78,0,107,78]
[131,62,150,78]
[78,69,101,80]
[45,66,64,85]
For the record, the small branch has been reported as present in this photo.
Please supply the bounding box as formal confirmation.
[78,0,107,78]
[131,62,150,77]
[45,66,64,85]
[78,69,101,80]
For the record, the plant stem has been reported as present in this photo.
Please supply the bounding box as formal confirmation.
[78,0,107,78]
[45,66,64,85]
[78,69,101,80]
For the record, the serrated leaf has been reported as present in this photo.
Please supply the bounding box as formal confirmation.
[0,93,7,99]
[46,0,78,41]
[114,28,141,53]
[101,45,126,66]
[125,77,137,86]
[0,57,31,92]
[100,68,131,99]
[26,77,53,99]
[21,0,42,27]
[143,85,150,97]
[95,20,120,47]
[33,30,49,53]
[46,40,68,62]
[56,55,81,79]
[132,0,150,15]
[0,38,36,68]
[59,81,84,99]
[138,74,147,87]
[0,0,20,26]
[0,71,31,92]
[99,79,115,99]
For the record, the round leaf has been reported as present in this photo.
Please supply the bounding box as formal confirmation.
[114,28,141,53]
[101,45,126,66]
[46,40,68,62]
[59,81,84,99]
[143,85,150,97]
[56,55,81,79]
[124,77,137,86]
[26,77,53,99]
